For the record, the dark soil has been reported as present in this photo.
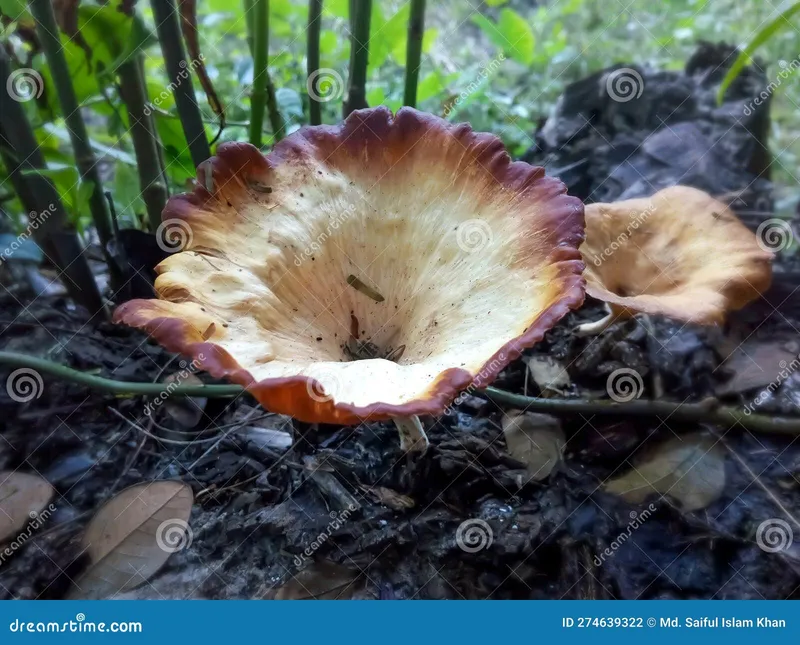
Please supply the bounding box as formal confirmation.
[1,44,799,600]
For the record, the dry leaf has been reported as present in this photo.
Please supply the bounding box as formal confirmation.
[275,561,361,600]
[361,485,415,510]
[69,480,194,599]
[237,426,293,452]
[526,356,571,395]
[163,373,207,428]
[604,433,725,512]
[502,411,565,481]
[716,340,799,396]
[0,472,53,543]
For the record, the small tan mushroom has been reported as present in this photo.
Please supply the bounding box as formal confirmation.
[578,186,773,335]
[114,107,585,449]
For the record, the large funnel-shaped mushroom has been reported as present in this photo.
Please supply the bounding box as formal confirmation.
[114,107,585,429]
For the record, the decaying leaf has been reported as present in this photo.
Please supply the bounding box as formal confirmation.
[275,561,362,600]
[69,480,193,599]
[237,425,293,452]
[360,485,415,510]
[502,411,565,481]
[716,340,800,396]
[604,433,726,512]
[525,355,571,396]
[0,472,54,543]
[162,372,207,428]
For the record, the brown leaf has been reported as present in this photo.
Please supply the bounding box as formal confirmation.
[716,340,800,396]
[69,480,193,599]
[361,485,415,510]
[604,433,726,512]
[0,472,53,543]
[275,561,361,600]
[502,411,565,481]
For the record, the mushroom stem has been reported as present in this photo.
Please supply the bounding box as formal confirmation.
[392,415,428,453]
[574,306,615,337]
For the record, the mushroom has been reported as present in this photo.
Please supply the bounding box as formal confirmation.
[114,107,585,451]
[577,186,773,335]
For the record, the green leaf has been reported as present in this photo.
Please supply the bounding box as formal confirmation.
[486,0,508,5]
[717,1,800,104]
[496,9,535,65]
[76,181,95,215]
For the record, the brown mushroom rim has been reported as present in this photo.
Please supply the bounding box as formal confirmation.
[114,107,585,424]
[580,186,773,324]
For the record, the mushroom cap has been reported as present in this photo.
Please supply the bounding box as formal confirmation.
[114,107,585,424]
[581,186,773,324]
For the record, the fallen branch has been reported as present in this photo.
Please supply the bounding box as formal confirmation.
[0,352,797,435]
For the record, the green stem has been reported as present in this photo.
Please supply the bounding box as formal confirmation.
[403,0,425,107]
[150,0,211,167]
[0,352,240,398]
[307,0,323,125]
[343,0,371,116]
[249,0,269,146]
[118,56,168,232]
[30,0,113,252]
[481,387,800,436]
[0,352,797,436]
